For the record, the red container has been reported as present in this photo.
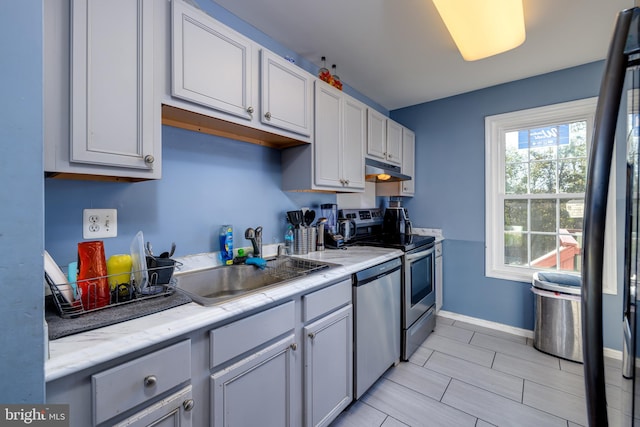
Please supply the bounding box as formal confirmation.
[77,241,110,310]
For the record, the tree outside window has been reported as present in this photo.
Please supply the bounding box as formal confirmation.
[503,121,587,273]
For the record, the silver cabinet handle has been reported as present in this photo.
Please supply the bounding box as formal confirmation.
[144,155,154,164]
[308,332,316,339]
[182,399,195,412]
[265,112,272,120]
[290,343,298,351]
[143,375,157,388]
[246,106,254,114]
[345,180,350,185]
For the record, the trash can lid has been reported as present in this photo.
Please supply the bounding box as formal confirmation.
[532,272,582,295]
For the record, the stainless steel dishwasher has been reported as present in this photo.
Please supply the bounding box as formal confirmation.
[353,257,402,399]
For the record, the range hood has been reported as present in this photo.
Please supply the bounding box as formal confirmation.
[364,158,411,183]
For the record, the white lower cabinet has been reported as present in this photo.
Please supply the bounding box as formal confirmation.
[114,386,193,427]
[303,305,353,427]
[47,279,356,427]
[211,334,296,427]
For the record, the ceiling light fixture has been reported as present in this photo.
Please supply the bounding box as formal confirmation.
[431,0,526,61]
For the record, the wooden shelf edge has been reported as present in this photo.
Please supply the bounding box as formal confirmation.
[45,172,150,183]
[162,104,309,150]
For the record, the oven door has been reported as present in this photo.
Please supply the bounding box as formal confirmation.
[403,244,436,328]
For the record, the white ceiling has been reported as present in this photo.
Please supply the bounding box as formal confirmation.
[211,0,633,111]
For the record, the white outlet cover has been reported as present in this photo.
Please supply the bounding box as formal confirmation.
[83,209,118,239]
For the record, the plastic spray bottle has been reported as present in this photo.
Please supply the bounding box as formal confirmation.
[220,225,234,265]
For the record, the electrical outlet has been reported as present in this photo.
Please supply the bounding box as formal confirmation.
[83,209,118,239]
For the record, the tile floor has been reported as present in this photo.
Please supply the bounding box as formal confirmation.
[331,316,631,427]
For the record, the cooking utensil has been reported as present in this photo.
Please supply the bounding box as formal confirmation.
[159,242,176,258]
[304,210,315,226]
[287,210,304,228]
[145,241,153,257]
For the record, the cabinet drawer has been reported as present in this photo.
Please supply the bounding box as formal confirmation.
[210,301,294,369]
[302,278,351,323]
[92,340,191,425]
[435,242,442,257]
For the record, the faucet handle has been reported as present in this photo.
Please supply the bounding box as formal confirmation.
[255,226,263,236]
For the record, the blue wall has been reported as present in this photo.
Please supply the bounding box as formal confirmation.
[45,127,336,264]
[391,61,625,349]
[0,1,45,402]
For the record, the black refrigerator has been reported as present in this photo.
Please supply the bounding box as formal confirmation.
[583,7,640,426]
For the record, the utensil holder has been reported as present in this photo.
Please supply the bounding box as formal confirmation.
[307,226,317,252]
[293,228,309,255]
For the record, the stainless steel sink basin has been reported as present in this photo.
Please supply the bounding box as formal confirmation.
[175,257,339,306]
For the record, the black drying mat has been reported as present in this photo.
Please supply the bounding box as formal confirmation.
[45,292,192,340]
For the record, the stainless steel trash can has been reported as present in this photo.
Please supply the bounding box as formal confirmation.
[531,272,583,363]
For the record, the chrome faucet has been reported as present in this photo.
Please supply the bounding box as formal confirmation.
[245,226,263,258]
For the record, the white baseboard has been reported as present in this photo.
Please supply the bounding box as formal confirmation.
[437,309,623,361]
[437,310,534,339]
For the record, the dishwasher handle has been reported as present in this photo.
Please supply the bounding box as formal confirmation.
[354,257,402,287]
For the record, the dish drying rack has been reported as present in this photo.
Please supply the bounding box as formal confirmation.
[47,263,180,319]
[262,257,330,282]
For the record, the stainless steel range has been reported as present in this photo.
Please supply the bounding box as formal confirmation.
[340,208,436,361]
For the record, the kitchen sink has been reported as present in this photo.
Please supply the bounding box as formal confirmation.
[175,256,339,306]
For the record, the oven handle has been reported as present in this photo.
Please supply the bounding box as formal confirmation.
[405,246,435,263]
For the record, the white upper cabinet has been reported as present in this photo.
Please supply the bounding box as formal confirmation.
[400,127,415,195]
[44,0,161,180]
[167,0,312,145]
[172,0,253,120]
[282,82,365,192]
[367,109,387,160]
[386,119,403,166]
[314,83,343,188]
[313,82,365,191]
[366,110,402,166]
[260,50,313,137]
[341,96,367,190]
[377,125,416,197]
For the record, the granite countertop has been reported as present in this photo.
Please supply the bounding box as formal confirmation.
[45,246,402,382]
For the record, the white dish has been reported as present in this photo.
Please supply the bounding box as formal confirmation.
[44,250,74,304]
[130,231,148,292]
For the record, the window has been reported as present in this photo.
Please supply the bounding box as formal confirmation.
[486,98,617,294]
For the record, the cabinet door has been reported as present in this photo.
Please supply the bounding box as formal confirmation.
[314,83,343,188]
[172,0,253,120]
[211,334,296,427]
[400,128,415,195]
[70,0,156,170]
[367,109,387,161]
[260,50,312,137]
[113,386,193,427]
[303,305,353,427]
[386,119,403,166]
[342,97,366,190]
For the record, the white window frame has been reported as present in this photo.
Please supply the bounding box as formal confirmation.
[485,97,617,294]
